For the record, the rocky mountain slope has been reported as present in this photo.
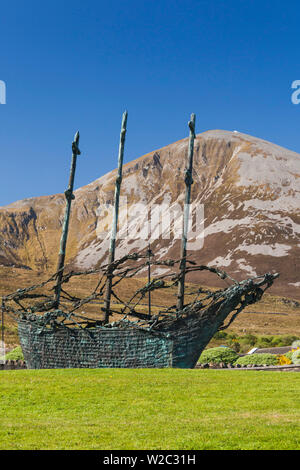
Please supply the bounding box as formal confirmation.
[0,130,299,298]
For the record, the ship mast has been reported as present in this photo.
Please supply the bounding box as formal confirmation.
[147,243,152,317]
[104,111,128,324]
[54,131,81,307]
[177,114,196,311]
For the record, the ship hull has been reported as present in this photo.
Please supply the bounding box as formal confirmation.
[17,275,276,369]
[18,311,223,369]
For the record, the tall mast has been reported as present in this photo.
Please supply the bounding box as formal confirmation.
[104,111,128,323]
[54,131,81,307]
[1,300,4,350]
[147,243,152,317]
[177,114,196,311]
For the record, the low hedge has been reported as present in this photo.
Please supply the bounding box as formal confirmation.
[234,353,278,367]
[198,347,239,365]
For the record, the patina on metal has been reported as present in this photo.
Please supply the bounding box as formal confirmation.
[2,250,279,369]
[1,299,4,347]
[54,131,81,307]
[177,113,196,312]
[147,243,152,316]
[104,111,128,324]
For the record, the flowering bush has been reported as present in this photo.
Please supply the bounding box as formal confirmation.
[277,355,292,365]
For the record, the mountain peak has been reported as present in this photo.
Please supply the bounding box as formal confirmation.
[0,130,299,298]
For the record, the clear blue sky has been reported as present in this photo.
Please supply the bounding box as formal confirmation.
[1,0,300,206]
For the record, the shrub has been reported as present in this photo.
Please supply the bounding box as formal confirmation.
[211,333,298,352]
[227,339,241,353]
[270,335,298,347]
[291,340,300,349]
[256,336,273,349]
[227,333,238,340]
[277,355,292,365]
[198,347,239,365]
[284,350,294,361]
[234,353,278,367]
[240,334,257,347]
[281,335,299,346]
[1,346,24,361]
[270,337,285,347]
[255,335,297,349]
[213,331,228,340]
[291,349,300,365]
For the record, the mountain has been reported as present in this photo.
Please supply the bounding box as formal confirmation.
[0,130,299,298]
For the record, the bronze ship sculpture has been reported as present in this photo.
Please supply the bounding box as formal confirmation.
[1,112,279,369]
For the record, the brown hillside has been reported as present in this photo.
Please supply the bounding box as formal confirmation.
[0,129,299,299]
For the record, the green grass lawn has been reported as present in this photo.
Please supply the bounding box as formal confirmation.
[0,368,299,450]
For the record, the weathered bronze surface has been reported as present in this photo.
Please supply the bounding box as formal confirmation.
[177,114,196,311]
[54,131,81,307]
[104,111,128,323]
[3,251,278,369]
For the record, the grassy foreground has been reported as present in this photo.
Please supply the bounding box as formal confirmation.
[0,368,299,450]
